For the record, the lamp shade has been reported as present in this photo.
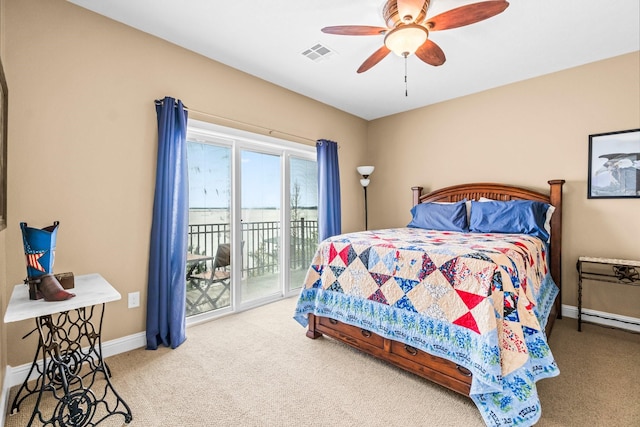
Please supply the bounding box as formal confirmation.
[384,24,428,57]
[360,178,370,188]
[357,165,375,176]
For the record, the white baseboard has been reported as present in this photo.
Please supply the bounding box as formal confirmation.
[0,330,146,421]
[101,331,147,360]
[562,304,640,333]
[4,331,146,389]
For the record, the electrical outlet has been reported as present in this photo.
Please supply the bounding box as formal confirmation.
[128,291,140,308]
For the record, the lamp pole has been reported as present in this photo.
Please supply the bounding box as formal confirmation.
[363,177,370,230]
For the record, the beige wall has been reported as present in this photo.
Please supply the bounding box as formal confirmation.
[2,0,368,366]
[367,51,640,319]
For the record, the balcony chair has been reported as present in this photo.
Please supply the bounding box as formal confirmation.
[187,243,231,310]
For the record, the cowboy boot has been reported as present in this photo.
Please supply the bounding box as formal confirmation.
[21,221,75,301]
[35,274,76,301]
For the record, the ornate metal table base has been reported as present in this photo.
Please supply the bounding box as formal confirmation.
[10,304,133,426]
[577,256,640,332]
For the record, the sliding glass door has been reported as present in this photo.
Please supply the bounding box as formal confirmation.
[240,150,281,303]
[289,157,318,291]
[186,140,233,317]
[185,120,317,321]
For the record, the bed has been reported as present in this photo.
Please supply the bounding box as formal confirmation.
[294,180,565,427]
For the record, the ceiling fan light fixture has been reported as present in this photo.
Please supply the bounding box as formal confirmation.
[384,24,428,57]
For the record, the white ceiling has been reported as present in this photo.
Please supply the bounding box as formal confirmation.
[68,0,639,121]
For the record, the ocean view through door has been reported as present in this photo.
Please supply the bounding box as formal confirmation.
[289,157,318,291]
[185,120,317,321]
[240,150,281,303]
[186,140,233,317]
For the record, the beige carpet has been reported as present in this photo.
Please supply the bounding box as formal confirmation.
[5,297,640,426]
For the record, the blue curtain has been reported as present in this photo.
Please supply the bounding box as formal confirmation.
[146,97,189,350]
[316,139,341,241]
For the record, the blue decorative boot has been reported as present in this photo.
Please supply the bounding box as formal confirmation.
[21,221,75,301]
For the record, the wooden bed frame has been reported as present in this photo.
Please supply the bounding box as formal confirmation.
[305,180,565,396]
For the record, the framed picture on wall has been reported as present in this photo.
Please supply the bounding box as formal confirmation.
[0,57,7,230]
[588,128,640,199]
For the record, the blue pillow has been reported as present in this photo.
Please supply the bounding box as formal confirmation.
[469,200,551,242]
[407,200,468,232]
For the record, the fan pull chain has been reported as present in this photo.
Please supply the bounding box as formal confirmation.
[404,54,408,97]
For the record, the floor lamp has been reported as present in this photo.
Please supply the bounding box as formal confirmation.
[357,166,375,230]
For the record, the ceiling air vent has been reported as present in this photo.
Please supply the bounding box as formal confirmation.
[301,43,335,62]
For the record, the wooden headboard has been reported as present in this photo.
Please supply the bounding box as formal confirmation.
[411,180,566,332]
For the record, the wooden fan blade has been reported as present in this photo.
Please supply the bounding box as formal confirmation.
[397,0,426,23]
[322,26,387,36]
[415,39,446,66]
[357,46,391,73]
[426,1,509,31]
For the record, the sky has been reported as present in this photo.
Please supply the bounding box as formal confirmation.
[187,141,317,209]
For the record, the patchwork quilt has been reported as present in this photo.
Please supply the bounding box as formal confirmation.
[294,228,559,427]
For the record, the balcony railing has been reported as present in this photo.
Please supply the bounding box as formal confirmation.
[187,218,319,278]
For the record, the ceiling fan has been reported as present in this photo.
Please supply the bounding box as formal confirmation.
[322,0,510,73]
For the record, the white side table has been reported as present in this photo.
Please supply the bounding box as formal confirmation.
[4,273,133,425]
